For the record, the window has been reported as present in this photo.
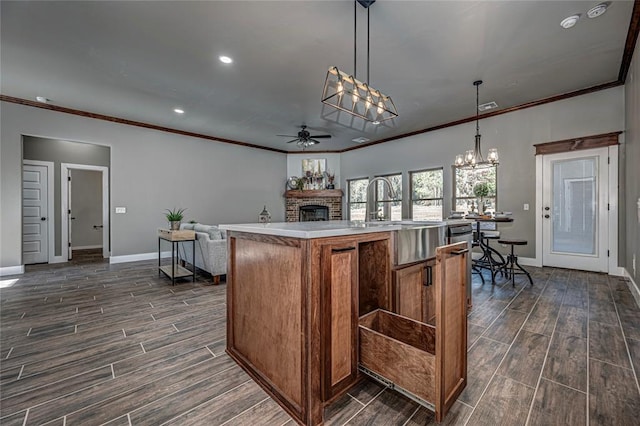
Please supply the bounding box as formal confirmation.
[410,168,444,220]
[347,177,368,220]
[375,173,402,221]
[453,166,497,214]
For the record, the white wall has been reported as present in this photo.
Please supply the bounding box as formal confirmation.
[624,38,640,287]
[0,102,286,268]
[341,87,625,258]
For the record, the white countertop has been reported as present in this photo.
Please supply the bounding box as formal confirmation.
[219,220,450,239]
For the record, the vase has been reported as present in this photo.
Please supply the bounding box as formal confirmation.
[170,221,181,230]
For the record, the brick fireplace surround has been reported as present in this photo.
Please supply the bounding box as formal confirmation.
[285,189,344,222]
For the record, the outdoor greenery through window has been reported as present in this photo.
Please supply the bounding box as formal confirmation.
[453,166,497,214]
[375,173,402,221]
[410,168,444,220]
[347,177,368,220]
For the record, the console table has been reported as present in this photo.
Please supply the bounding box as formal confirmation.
[158,229,196,285]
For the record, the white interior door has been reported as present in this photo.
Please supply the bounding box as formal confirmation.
[542,147,609,272]
[23,165,49,264]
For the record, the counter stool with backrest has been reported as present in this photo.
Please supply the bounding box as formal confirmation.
[497,238,533,287]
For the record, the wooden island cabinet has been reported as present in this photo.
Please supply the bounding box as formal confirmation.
[220,221,467,425]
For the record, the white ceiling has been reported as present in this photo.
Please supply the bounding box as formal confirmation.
[0,1,636,152]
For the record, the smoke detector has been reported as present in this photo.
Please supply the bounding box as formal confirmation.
[587,3,608,19]
[560,15,580,29]
[35,96,50,103]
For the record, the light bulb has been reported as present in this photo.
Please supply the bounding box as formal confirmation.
[352,92,359,104]
[337,83,344,94]
[487,148,499,163]
[365,96,372,109]
[455,155,464,166]
[377,101,384,114]
[465,150,475,164]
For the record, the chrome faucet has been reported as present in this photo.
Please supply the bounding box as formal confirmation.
[365,177,398,221]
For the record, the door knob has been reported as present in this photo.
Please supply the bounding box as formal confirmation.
[40,217,46,221]
[544,207,550,211]
[544,214,550,219]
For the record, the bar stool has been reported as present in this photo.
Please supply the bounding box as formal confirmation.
[471,241,486,285]
[497,239,533,287]
[473,231,506,284]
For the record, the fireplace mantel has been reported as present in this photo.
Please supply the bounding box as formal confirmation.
[284,189,344,199]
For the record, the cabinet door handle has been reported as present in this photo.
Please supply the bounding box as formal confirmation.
[424,265,432,286]
[452,248,469,255]
[331,247,356,253]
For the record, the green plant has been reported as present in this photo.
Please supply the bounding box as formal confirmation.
[165,208,186,222]
[473,182,490,198]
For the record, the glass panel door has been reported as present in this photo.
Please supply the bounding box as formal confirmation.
[551,157,597,255]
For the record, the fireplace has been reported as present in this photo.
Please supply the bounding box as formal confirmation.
[300,205,329,222]
[285,189,344,222]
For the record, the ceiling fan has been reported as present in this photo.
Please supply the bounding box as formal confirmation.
[277,125,332,149]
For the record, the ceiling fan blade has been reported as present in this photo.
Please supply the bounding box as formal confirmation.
[277,134,297,138]
[309,134,332,139]
[286,138,300,143]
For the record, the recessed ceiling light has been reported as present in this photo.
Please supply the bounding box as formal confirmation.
[587,3,608,19]
[478,101,498,112]
[173,108,185,114]
[352,137,370,144]
[560,14,580,29]
[372,120,381,125]
[35,96,49,103]
[219,55,233,64]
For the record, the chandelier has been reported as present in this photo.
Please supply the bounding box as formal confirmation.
[321,1,398,123]
[454,80,499,169]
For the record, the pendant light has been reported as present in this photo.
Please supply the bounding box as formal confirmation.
[454,80,499,169]
[321,0,398,123]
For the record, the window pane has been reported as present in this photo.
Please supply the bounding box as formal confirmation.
[411,170,443,200]
[412,200,443,221]
[349,179,368,203]
[454,166,497,214]
[455,167,496,198]
[349,202,366,221]
[377,174,402,201]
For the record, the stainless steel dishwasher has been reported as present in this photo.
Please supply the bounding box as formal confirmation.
[446,222,473,307]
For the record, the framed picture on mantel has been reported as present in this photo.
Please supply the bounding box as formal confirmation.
[302,159,325,177]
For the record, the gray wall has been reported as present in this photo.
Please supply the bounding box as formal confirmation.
[1,102,286,267]
[23,136,110,256]
[341,87,625,258]
[624,39,640,284]
[70,169,103,249]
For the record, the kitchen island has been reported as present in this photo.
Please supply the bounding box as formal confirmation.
[219,221,467,425]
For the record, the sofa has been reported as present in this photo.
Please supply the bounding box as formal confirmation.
[177,223,227,284]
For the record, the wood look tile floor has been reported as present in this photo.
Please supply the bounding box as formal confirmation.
[1,249,640,425]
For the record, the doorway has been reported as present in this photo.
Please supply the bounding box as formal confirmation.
[537,146,618,273]
[22,160,55,264]
[61,163,110,261]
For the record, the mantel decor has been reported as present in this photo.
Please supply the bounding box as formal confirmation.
[285,189,344,198]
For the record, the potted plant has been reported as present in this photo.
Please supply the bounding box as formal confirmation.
[165,207,186,230]
[473,182,490,214]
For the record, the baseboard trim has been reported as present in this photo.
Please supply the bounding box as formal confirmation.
[624,268,640,308]
[609,266,626,277]
[517,257,541,267]
[0,265,25,276]
[109,251,171,264]
[50,256,66,264]
[71,245,103,250]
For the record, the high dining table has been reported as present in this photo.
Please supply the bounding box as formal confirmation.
[469,216,514,284]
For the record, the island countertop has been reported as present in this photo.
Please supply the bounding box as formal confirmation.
[219,220,452,239]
